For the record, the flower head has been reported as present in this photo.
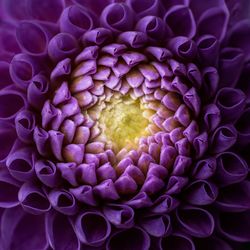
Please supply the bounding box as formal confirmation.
[0,0,250,249]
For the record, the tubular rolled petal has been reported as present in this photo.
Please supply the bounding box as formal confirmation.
[0,121,16,162]
[16,21,54,56]
[183,180,218,205]
[160,233,195,250]
[1,207,48,250]
[100,3,134,33]
[216,181,250,212]
[202,104,221,132]
[26,0,65,22]
[103,204,134,229]
[57,162,78,186]
[82,28,113,46]
[125,192,152,209]
[217,211,250,242]
[35,160,61,188]
[215,87,246,123]
[76,163,97,185]
[48,33,79,63]
[150,194,179,214]
[166,176,189,195]
[6,148,35,182]
[168,36,197,60]
[214,152,248,187]
[59,5,96,39]
[197,7,229,41]
[219,48,245,88]
[127,0,160,19]
[195,236,233,250]
[0,87,26,120]
[93,179,120,200]
[187,63,202,89]
[176,206,215,238]
[191,157,217,180]
[33,127,50,157]
[118,31,148,49]
[48,189,78,215]
[235,107,250,146]
[193,132,208,159]
[9,53,41,89]
[75,211,111,247]
[46,211,80,250]
[139,214,172,237]
[106,227,150,250]
[15,110,35,143]
[0,168,20,208]
[136,16,172,43]
[70,185,97,206]
[50,58,72,84]
[18,182,51,215]
[210,125,237,154]
[164,5,196,39]
[27,74,49,110]
[197,35,219,66]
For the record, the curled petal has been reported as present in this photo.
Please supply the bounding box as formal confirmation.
[168,36,197,60]
[6,147,35,182]
[0,167,20,208]
[76,163,97,185]
[191,157,216,180]
[35,160,61,188]
[100,3,134,33]
[202,104,221,132]
[219,48,245,88]
[160,233,195,250]
[57,162,78,186]
[166,176,188,195]
[215,87,246,123]
[93,179,120,200]
[50,58,72,84]
[26,0,65,22]
[82,28,113,46]
[48,33,79,63]
[150,194,179,214]
[106,227,150,250]
[193,132,208,158]
[127,0,160,18]
[8,53,41,86]
[60,5,96,39]
[197,35,219,66]
[70,185,97,206]
[0,121,16,162]
[33,127,50,157]
[1,206,48,250]
[187,63,202,89]
[184,180,218,205]
[125,192,152,209]
[18,182,51,215]
[217,211,250,242]
[115,174,138,195]
[46,211,80,250]
[16,21,55,56]
[210,125,237,154]
[164,5,196,39]
[49,131,64,161]
[15,110,35,144]
[27,74,49,110]
[216,181,250,212]
[197,7,229,41]
[176,206,214,237]
[183,87,201,116]
[103,204,134,229]
[118,31,148,48]
[97,162,117,182]
[214,152,248,186]
[75,211,111,247]
[235,107,250,146]
[136,16,172,43]
[172,156,192,176]
[139,214,172,237]
[48,189,78,215]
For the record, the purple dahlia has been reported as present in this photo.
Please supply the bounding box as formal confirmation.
[0,0,250,249]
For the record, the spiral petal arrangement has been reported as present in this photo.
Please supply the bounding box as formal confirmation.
[0,0,250,249]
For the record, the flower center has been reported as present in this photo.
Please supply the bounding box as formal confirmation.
[98,95,150,152]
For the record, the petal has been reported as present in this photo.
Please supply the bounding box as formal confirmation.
[75,211,111,247]
[191,157,216,180]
